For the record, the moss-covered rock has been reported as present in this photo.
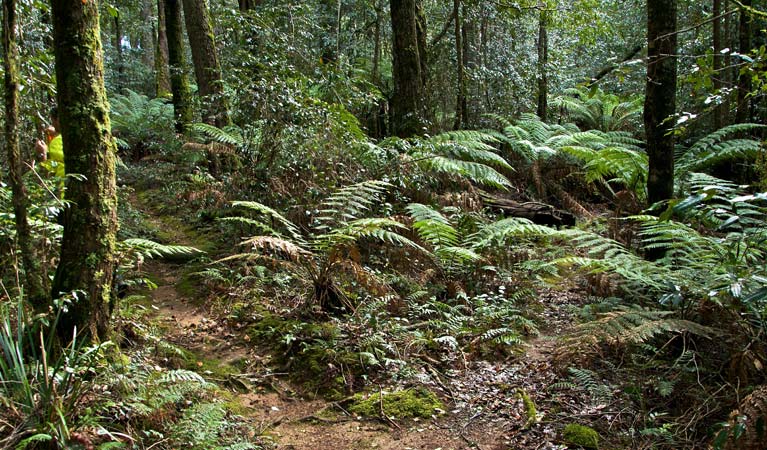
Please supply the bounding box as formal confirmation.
[562,423,599,449]
[349,388,444,419]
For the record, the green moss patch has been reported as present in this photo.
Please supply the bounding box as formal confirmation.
[349,388,444,419]
[562,423,599,449]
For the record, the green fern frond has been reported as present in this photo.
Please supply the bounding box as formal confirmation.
[575,305,714,346]
[191,123,245,146]
[121,238,203,259]
[407,203,459,247]
[231,201,304,242]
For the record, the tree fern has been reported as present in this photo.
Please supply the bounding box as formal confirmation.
[573,304,713,346]
[676,123,767,176]
[222,181,426,312]
[366,130,513,189]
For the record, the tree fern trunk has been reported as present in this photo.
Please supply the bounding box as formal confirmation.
[51,0,119,343]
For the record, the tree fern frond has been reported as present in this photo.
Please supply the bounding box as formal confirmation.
[407,203,459,247]
[191,122,245,146]
[240,236,311,263]
[231,201,304,242]
[121,238,203,259]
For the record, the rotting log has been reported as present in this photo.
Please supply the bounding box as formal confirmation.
[480,192,576,227]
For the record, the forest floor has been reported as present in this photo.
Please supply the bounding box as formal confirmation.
[131,190,597,450]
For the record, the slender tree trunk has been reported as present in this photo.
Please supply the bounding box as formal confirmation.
[416,0,428,89]
[156,0,172,97]
[725,0,734,122]
[372,0,382,81]
[238,0,260,11]
[713,0,724,129]
[51,0,119,343]
[140,0,155,70]
[645,0,678,205]
[181,0,229,126]
[3,0,48,309]
[113,13,124,92]
[736,0,752,123]
[390,0,427,137]
[462,4,476,127]
[536,8,549,122]
[453,0,466,130]
[164,0,193,131]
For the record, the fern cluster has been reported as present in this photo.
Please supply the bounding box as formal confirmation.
[221,180,423,312]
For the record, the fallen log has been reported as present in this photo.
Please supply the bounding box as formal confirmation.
[480,192,576,227]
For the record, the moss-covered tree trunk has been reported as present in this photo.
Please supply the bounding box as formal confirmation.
[390,0,427,137]
[3,0,48,309]
[644,0,677,205]
[50,0,119,343]
[181,0,229,127]
[155,0,172,97]
[164,0,193,132]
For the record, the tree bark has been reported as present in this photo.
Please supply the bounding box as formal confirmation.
[536,8,549,122]
[3,0,49,309]
[461,4,476,127]
[238,0,260,11]
[164,0,193,131]
[51,0,119,343]
[645,0,677,205]
[156,0,172,97]
[390,0,427,137]
[181,0,229,127]
[113,13,124,92]
[736,0,752,123]
[140,0,155,71]
[453,0,466,130]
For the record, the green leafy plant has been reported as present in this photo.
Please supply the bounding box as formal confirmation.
[363,130,513,190]
[221,180,423,312]
[551,86,644,132]
[110,90,176,160]
[0,296,110,449]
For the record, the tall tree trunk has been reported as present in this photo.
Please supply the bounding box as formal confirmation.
[164,0,193,131]
[645,0,678,205]
[113,13,124,92]
[51,0,119,343]
[238,0,260,11]
[155,0,172,97]
[725,0,734,122]
[140,0,155,71]
[416,0,428,89]
[736,0,752,123]
[181,0,229,127]
[536,8,549,122]
[713,0,724,129]
[461,4,476,127]
[372,0,382,82]
[390,0,426,137]
[453,0,466,130]
[3,0,48,309]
